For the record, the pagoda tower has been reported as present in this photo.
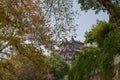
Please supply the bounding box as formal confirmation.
[56,37,87,61]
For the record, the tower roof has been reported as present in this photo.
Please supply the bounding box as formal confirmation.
[70,36,75,43]
[56,37,87,61]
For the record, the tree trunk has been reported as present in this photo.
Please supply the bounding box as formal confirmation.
[97,0,119,23]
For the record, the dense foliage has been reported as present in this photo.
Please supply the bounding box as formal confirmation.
[85,21,113,47]
[0,47,47,80]
[69,0,120,80]
[1,0,120,80]
[69,16,120,80]
[69,46,114,80]
[48,54,69,80]
[0,0,71,80]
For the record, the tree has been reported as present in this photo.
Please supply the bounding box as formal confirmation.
[47,54,69,80]
[0,0,55,59]
[68,46,114,80]
[40,0,77,41]
[0,41,55,80]
[78,0,120,23]
[69,20,120,80]
[69,1,120,80]
[0,1,77,79]
[0,48,49,80]
[85,21,113,47]
[69,46,101,80]
[0,0,54,79]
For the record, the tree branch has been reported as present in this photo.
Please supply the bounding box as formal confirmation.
[98,0,119,23]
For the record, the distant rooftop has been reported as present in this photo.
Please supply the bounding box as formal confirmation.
[56,36,87,61]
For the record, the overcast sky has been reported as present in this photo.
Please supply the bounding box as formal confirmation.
[73,0,109,42]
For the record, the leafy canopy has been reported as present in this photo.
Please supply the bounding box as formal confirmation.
[85,21,113,47]
[48,54,69,80]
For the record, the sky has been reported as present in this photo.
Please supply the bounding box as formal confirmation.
[73,0,109,42]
